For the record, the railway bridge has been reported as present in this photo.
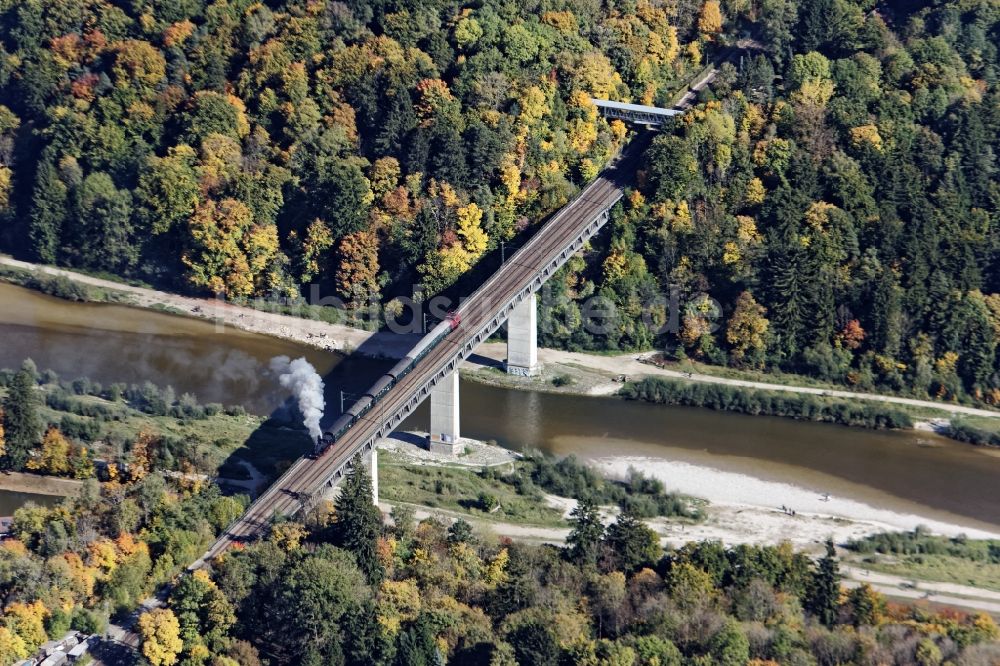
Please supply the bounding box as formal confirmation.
[190,135,651,568]
[192,52,734,568]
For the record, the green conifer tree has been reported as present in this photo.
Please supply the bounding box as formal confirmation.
[2,366,41,471]
[334,454,384,585]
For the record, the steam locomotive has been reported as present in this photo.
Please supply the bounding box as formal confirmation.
[311,311,462,459]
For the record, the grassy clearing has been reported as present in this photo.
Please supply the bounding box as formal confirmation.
[946,416,1000,446]
[846,530,1000,591]
[377,448,702,527]
[847,553,1000,593]
[0,382,309,479]
[952,416,1000,432]
[378,452,567,527]
[91,410,309,478]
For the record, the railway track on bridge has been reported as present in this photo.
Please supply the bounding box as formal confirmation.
[192,132,653,569]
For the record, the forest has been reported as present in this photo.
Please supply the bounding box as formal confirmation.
[0,1,998,402]
[3,455,1000,666]
[2,356,999,665]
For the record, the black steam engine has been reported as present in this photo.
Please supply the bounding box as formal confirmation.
[310,312,462,459]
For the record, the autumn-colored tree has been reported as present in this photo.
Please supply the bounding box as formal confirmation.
[698,1,725,36]
[850,124,883,152]
[111,40,167,91]
[26,427,71,476]
[573,53,624,99]
[197,134,243,194]
[838,319,865,350]
[269,521,308,552]
[414,79,460,126]
[369,157,401,200]
[455,203,488,258]
[68,442,95,479]
[139,608,184,666]
[297,219,334,284]
[419,200,490,293]
[128,431,156,483]
[376,579,421,635]
[182,199,282,299]
[726,291,769,368]
[335,230,380,303]
[2,600,48,655]
[0,625,29,665]
[745,177,766,206]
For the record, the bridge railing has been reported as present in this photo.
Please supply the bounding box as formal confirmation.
[200,147,634,562]
[309,200,623,495]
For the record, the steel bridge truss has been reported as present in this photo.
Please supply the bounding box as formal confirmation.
[597,106,677,126]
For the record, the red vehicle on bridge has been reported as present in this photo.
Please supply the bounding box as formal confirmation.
[446,311,461,330]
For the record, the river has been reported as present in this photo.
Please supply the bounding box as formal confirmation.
[0,282,338,413]
[2,281,999,531]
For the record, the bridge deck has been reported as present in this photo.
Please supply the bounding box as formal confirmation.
[193,134,652,569]
[590,99,681,125]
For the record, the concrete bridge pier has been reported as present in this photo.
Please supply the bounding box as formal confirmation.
[370,448,378,505]
[506,293,540,376]
[429,371,460,452]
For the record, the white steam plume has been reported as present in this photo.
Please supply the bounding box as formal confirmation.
[270,356,325,440]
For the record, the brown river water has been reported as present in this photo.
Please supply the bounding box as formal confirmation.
[1,282,998,529]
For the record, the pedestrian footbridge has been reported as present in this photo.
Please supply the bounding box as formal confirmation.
[590,99,682,126]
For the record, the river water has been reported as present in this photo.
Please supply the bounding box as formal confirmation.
[0,283,338,413]
[2,282,999,530]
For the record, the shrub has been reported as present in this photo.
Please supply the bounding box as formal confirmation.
[621,377,913,430]
[26,274,90,301]
[59,415,102,442]
[552,374,574,387]
[522,453,698,519]
[947,420,1000,447]
[848,529,1000,563]
[478,492,500,512]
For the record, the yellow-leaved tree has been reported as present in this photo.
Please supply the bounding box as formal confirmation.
[298,218,334,284]
[456,203,488,258]
[419,202,489,293]
[128,431,156,483]
[335,230,380,303]
[0,625,29,665]
[2,600,48,656]
[182,198,281,299]
[698,0,724,37]
[376,579,422,636]
[726,291,769,368]
[138,608,183,666]
[26,427,71,476]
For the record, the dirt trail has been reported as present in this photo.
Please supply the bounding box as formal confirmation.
[0,471,83,497]
[841,566,1000,614]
